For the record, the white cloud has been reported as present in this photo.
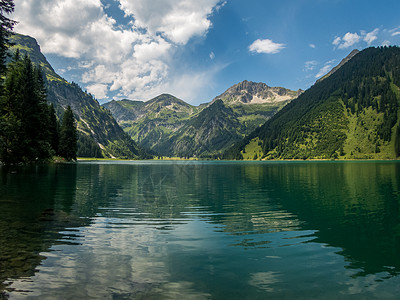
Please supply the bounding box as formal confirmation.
[121,63,227,104]
[333,28,381,49]
[364,28,379,45]
[209,51,215,60]
[389,26,400,35]
[118,0,221,44]
[332,36,341,46]
[86,83,109,99]
[315,63,334,79]
[338,32,361,49]
[13,0,225,103]
[309,44,316,49]
[133,38,172,62]
[249,39,286,54]
[304,60,317,72]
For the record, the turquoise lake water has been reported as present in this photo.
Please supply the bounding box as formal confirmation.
[1,160,400,299]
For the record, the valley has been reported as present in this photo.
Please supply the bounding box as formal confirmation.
[4,34,400,161]
[104,81,301,157]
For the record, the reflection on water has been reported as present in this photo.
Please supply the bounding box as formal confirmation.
[1,161,400,299]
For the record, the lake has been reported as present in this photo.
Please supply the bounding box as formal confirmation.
[1,160,400,299]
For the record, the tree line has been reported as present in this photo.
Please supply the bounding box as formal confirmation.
[0,0,77,164]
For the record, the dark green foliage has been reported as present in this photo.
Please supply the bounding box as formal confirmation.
[58,106,77,161]
[395,125,400,157]
[48,103,59,154]
[0,54,54,164]
[9,33,148,160]
[225,46,400,160]
[77,133,103,158]
[0,0,16,77]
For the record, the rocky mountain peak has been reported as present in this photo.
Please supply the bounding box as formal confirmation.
[213,80,298,105]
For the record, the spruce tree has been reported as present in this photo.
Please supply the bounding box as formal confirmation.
[395,125,400,158]
[1,53,52,163]
[48,103,59,154]
[59,106,77,161]
[0,0,16,163]
[1,53,27,163]
[0,0,16,77]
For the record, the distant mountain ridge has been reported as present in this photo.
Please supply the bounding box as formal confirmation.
[225,46,400,160]
[9,33,147,159]
[104,94,200,153]
[213,80,302,105]
[104,81,300,157]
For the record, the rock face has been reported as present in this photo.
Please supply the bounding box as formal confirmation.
[10,33,146,159]
[213,80,301,105]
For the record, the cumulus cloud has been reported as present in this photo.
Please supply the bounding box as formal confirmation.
[363,28,379,45]
[335,32,361,49]
[86,83,109,99]
[249,39,286,54]
[332,36,341,46]
[118,0,221,44]
[309,43,316,49]
[333,28,380,49]
[13,0,224,102]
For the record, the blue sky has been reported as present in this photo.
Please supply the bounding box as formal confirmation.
[13,0,400,105]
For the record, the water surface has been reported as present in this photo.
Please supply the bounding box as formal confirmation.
[1,161,400,299]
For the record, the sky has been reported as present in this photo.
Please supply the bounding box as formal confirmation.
[12,0,400,105]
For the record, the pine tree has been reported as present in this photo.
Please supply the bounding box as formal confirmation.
[0,53,52,163]
[0,0,16,77]
[395,125,400,158]
[0,0,17,163]
[1,54,27,163]
[59,106,77,161]
[48,103,59,154]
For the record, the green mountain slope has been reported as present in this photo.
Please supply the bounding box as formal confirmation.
[103,94,199,152]
[225,47,400,160]
[156,99,244,157]
[316,49,359,83]
[9,33,147,159]
[104,81,299,157]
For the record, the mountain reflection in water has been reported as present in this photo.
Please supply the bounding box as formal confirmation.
[1,161,399,299]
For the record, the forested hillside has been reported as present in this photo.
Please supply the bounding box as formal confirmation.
[225,47,400,160]
[7,34,148,159]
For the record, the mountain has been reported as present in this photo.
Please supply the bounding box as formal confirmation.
[316,49,360,83]
[225,46,400,160]
[213,80,301,105]
[156,99,244,157]
[9,33,148,159]
[103,94,199,152]
[104,81,299,157]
